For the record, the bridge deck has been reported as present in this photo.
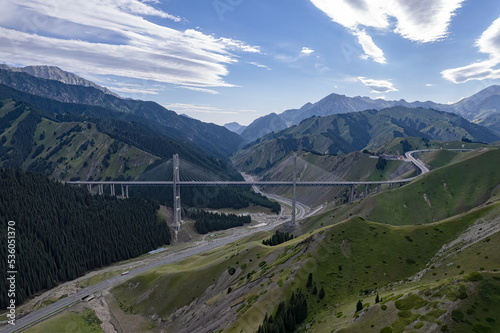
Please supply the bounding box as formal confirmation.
[67,179,416,186]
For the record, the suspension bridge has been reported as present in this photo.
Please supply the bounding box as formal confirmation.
[68,149,469,230]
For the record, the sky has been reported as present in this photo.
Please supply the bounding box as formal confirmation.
[1,0,500,126]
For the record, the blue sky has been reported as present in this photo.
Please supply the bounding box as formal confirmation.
[1,0,500,125]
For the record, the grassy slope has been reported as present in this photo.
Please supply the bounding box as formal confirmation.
[111,235,274,319]
[306,202,500,333]
[0,101,160,180]
[303,148,500,231]
[29,119,158,180]
[377,137,487,155]
[108,200,499,333]
[24,310,104,333]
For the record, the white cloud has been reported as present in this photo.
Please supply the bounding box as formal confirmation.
[310,0,464,63]
[249,62,271,70]
[109,86,160,95]
[164,103,257,115]
[112,0,182,21]
[388,0,464,43]
[353,29,386,64]
[165,103,238,114]
[218,37,261,53]
[0,0,260,88]
[309,0,388,30]
[358,77,398,93]
[442,16,500,83]
[179,86,220,95]
[301,47,315,55]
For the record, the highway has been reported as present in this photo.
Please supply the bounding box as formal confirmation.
[405,150,430,174]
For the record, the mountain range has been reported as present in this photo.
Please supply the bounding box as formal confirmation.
[0,65,243,158]
[237,86,500,142]
[232,106,500,175]
[0,64,118,97]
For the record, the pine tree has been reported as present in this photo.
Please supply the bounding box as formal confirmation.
[356,300,363,312]
[375,293,380,303]
[319,287,325,300]
[306,273,313,289]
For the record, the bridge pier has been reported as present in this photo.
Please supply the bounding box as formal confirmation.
[364,185,368,198]
[291,153,297,227]
[110,184,115,196]
[349,185,354,203]
[389,183,394,190]
[87,184,92,194]
[173,154,182,235]
[98,184,103,195]
[377,184,381,193]
[121,185,129,199]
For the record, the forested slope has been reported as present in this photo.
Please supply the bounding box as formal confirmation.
[0,168,171,308]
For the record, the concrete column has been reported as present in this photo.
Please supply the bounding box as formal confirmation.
[364,185,368,198]
[121,185,125,199]
[87,184,92,194]
[291,153,297,226]
[110,184,115,196]
[125,186,129,199]
[377,184,381,193]
[349,185,354,203]
[98,184,103,195]
[173,154,181,232]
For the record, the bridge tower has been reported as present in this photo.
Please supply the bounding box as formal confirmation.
[173,154,182,234]
[290,152,297,228]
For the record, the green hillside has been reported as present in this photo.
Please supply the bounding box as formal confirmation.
[298,147,500,232]
[232,106,499,174]
[0,99,159,181]
[107,202,500,333]
[376,137,487,156]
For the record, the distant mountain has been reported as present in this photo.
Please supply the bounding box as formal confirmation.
[241,86,500,142]
[0,64,118,97]
[0,68,244,157]
[233,106,500,173]
[450,85,500,132]
[240,113,287,143]
[223,122,246,134]
[0,96,228,182]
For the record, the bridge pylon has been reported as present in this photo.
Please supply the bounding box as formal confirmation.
[285,152,297,231]
[173,154,182,236]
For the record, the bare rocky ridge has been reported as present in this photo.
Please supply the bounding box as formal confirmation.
[0,64,118,96]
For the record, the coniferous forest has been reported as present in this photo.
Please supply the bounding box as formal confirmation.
[257,289,308,333]
[0,168,171,309]
[262,230,294,246]
[187,209,252,234]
